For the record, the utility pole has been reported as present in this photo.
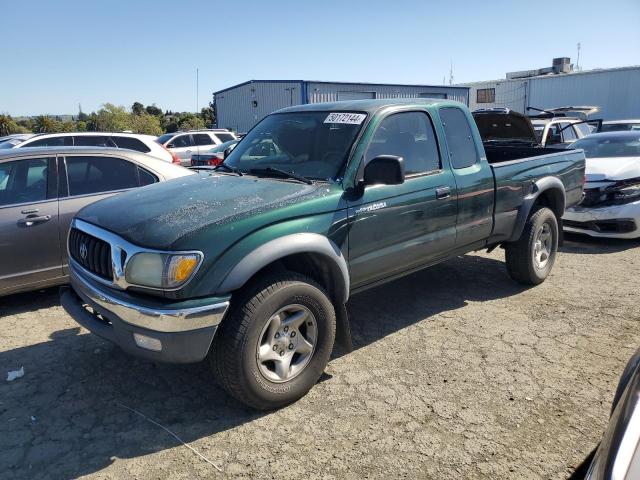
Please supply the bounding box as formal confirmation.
[449,60,454,85]
[196,68,199,113]
[576,43,581,71]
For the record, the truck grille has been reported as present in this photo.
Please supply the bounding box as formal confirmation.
[69,228,113,280]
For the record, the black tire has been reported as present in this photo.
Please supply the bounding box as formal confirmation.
[211,272,336,410]
[505,206,559,285]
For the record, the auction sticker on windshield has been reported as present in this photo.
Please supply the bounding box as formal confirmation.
[324,113,367,125]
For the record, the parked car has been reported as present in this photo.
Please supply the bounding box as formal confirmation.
[526,106,597,148]
[8,132,178,163]
[600,119,640,133]
[60,99,585,409]
[190,140,239,167]
[157,129,238,165]
[0,147,193,296]
[563,131,640,239]
[583,348,640,479]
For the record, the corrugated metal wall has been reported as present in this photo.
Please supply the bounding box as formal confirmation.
[527,67,640,120]
[463,67,640,120]
[306,82,468,105]
[214,81,469,132]
[215,81,302,132]
[467,80,528,112]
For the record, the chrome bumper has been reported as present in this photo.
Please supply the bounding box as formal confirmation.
[70,266,229,333]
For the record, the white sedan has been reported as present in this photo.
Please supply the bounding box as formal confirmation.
[563,132,640,239]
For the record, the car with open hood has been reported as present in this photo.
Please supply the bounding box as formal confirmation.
[563,131,640,239]
[60,99,585,409]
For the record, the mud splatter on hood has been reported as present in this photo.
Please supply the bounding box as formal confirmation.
[76,173,332,249]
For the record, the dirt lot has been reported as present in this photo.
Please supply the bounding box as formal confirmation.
[1,235,639,480]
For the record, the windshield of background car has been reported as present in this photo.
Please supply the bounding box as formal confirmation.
[224,111,366,180]
[157,133,176,144]
[570,135,640,158]
[0,139,22,149]
[600,123,640,132]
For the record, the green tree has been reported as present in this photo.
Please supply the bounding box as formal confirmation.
[145,104,163,117]
[34,115,62,133]
[178,114,205,131]
[94,104,132,132]
[132,102,145,116]
[200,105,215,127]
[130,113,163,135]
[0,115,29,135]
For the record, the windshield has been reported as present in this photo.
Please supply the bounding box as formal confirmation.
[570,135,640,158]
[600,122,640,132]
[0,139,22,149]
[224,111,366,180]
[210,140,238,153]
[157,133,176,144]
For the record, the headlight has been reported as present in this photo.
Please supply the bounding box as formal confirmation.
[612,183,640,202]
[125,252,202,289]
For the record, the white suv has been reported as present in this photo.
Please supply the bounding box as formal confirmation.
[157,130,238,165]
[5,132,177,163]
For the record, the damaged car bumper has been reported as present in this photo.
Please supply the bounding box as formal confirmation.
[563,199,640,239]
[60,265,230,363]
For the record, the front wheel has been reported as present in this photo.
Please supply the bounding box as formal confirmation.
[211,272,336,410]
[505,207,559,285]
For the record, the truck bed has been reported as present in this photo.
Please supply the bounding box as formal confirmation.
[483,144,566,164]
[487,148,586,244]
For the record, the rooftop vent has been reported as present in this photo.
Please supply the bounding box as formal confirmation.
[506,58,573,79]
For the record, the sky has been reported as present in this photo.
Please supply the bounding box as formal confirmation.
[2,0,639,116]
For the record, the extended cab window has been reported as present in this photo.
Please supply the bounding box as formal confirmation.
[65,156,139,196]
[0,158,52,207]
[366,111,440,175]
[440,107,479,169]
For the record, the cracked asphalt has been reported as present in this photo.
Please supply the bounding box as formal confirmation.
[1,234,639,479]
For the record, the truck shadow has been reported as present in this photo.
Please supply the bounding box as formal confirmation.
[560,232,640,254]
[0,254,527,479]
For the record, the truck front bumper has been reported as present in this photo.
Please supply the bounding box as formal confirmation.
[60,270,230,363]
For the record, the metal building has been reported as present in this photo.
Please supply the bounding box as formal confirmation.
[213,80,469,132]
[461,61,640,120]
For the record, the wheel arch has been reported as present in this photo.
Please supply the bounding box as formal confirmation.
[509,176,566,242]
[218,233,350,304]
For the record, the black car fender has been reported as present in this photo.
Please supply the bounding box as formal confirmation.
[509,176,566,242]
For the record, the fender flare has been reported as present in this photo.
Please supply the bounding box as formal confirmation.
[218,233,350,303]
[509,176,566,242]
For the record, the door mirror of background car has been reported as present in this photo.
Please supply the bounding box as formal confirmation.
[363,155,405,187]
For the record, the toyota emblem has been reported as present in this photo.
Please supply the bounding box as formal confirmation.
[79,242,88,260]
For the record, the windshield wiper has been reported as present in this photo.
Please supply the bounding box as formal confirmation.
[214,162,243,176]
[249,167,313,185]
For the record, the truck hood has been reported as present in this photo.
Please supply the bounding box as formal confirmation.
[585,156,640,182]
[76,173,334,249]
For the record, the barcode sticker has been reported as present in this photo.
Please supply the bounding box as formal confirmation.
[324,113,367,125]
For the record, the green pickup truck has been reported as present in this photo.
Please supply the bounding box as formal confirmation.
[61,99,585,409]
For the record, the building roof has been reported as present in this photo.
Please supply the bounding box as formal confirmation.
[213,79,469,95]
[457,64,640,87]
[274,98,460,115]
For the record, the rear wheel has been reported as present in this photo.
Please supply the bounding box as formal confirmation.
[505,207,558,285]
[211,272,336,410]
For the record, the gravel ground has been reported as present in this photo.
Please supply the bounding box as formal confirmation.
[1,234,639,480]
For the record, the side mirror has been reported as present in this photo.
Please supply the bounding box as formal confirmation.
[223,145,234,159]
[363,155,405,186]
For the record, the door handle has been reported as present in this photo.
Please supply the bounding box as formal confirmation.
[436,187,451,200]
[17,215,52,227]
[21,208,39,214]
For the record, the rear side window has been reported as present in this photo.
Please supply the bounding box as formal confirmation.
[0,158,52,207]
[65,156,139,196]
[440,108,479,169]
[366,111,441,175]
[138,167,157,186]
[214,132,235,142]
[73,135,112,147]
[25,136,72,148]
[574,123,591,137]
[112,136,151,153]
[167,134,193,148]
[193,133,213,146]
[560,123,577,142]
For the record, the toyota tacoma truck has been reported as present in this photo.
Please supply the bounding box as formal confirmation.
[61,99,585,409]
